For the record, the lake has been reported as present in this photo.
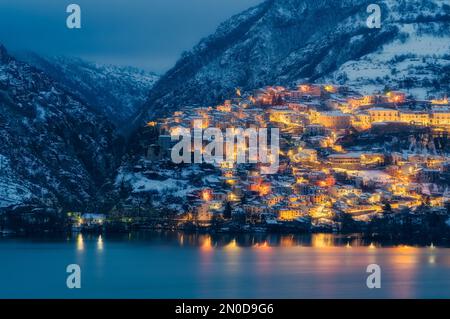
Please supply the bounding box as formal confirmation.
[0,231,449,298]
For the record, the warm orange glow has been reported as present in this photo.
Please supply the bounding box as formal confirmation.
[224,239,239,251]
[395,245,418,252]
[170,126,185,136]
[324,85,337,93]
[202,189,212,201]
[259,184,271,196]
[77,233,84,251]
[251,182,271,196]
[317,180,327,187]
[299,85,310,93]
[223,171,233,178]
[312,233,334,248]
[386,91,405,103]
[315,176,335,187]
[217,104,232,112]
[228,192,239,202]
[201,236,213,252]
[280,235,295,247]
[431,97,448,105]
[220,161,234,169]
[146,82,450,236]
[278,209,302,221]
[347,95,374,108]
[254,241,270,250]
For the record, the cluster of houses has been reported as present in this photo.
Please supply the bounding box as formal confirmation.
[141,83,450,231]
[67,212,106,232]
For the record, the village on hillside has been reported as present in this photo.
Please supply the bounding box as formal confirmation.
[5,83,450,238]
[95,83,449,238]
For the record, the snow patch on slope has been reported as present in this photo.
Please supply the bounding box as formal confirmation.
[325,21,450,99]
[0,155,33,208]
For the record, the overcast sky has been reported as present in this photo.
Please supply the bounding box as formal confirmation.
[0,0,262,73]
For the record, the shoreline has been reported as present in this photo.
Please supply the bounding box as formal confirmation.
[2,228,450,248]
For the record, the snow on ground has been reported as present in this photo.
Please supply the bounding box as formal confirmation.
[115,166,206,197]
[386,24,450,56]
[116,172,188,193]
[0,179,32,208]
[0,155,33,207]
[344,170,394,183]
[325,21,450,99]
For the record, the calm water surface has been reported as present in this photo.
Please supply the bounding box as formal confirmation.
[0,232,449,298]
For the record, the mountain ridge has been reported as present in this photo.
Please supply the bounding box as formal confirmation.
[16,52,159,130]
[137,0,450,122]
[0,45,122,211]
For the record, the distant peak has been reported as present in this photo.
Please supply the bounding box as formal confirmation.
[0,44,12,64]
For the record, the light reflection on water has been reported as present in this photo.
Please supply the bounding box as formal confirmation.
[0,231,449,299]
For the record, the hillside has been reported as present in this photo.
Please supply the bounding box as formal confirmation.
[137,0,450,122]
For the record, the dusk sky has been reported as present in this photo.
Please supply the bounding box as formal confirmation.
[0,0,262,73]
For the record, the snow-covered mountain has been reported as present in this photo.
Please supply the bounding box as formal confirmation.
[2,0,450,212]
[138,0,450,121]
[325,0,450,99]
[0,45,121,211]
[17,53,159,129]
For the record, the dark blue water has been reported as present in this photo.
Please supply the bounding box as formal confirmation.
[0,232,449,298]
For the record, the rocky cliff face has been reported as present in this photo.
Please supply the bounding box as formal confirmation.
[0,45,121,211]
[138,0,450,122]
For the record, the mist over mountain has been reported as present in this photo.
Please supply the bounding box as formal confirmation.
[0,45,122,211]
[138,0,450,122]
[16,53,159,130]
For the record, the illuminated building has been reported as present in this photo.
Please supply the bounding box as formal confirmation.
[431,97,449,105]
[269,107,301,125]
[145,83,450,231]
[328,153,361,168]
[430,110,450,126]
[316,111,352,129]
[277,208,304,221]
[327,152,384,169]
[386,91,406,103]
[367,107,400,123]
[347,95,375,109]
[400,111,430,125]
[323,85,337,93]
[292,149,318,163]
[297,84,321,97]
[352,112,371,130]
